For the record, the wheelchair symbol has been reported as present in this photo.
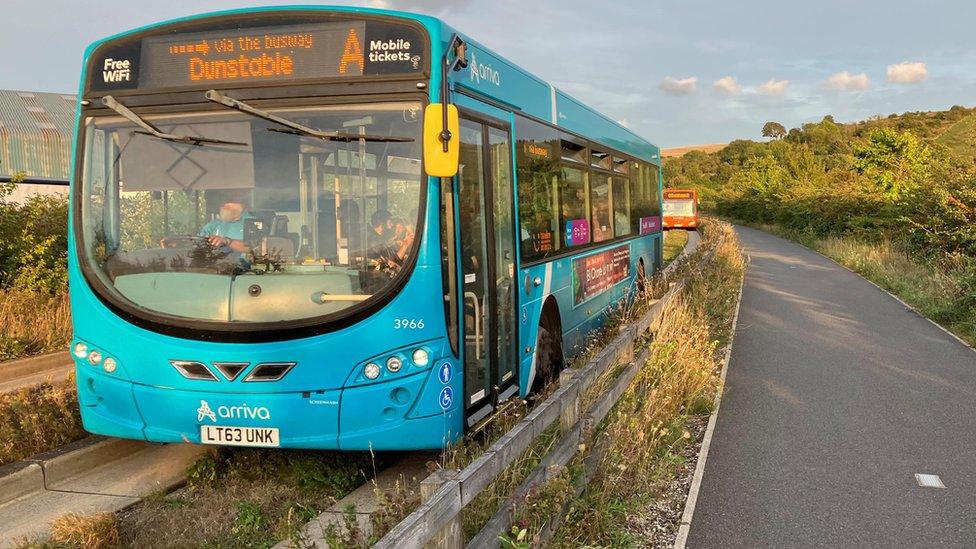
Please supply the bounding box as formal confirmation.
[439,387,453,410]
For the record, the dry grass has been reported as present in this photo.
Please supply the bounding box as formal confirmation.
[0,289,71,361]
[50,513,120,549]
[547,222,743,547]
[0,375,85,466]
[660,144,727,158]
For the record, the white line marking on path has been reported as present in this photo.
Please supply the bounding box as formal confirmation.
[915,474,945,489]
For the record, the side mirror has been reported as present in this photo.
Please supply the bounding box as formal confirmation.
[424,103,460,177]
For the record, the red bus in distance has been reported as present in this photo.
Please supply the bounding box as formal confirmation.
[663,188,699,230]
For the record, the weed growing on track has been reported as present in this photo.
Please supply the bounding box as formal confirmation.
[539,221,743,547]
[48,512,120,549]
[115,448,386,548]
[0,289,71,361]
[0,375,84,466]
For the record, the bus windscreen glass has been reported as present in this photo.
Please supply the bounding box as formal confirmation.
[663,198,695,217]
[79,101,423,324]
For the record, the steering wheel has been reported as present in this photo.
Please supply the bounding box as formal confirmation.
[163,235,212,248]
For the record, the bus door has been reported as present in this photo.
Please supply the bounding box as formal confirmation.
[456,114,519,426]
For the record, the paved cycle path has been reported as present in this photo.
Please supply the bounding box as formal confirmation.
[686,226,976,548]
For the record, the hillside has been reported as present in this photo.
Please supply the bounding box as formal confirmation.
[663,106,976,166]
[661,143,727,158]
[663,104,976,258]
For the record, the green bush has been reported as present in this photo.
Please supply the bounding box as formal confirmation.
[665,111,976,260]
[0,173,69,294]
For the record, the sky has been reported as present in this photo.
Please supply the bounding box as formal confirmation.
[4,0,976,147]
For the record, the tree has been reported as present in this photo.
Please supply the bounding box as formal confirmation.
[762,121,787,140]
[852,128,931,201]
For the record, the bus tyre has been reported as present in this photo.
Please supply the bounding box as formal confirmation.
[533,321,563,393]
[636,260,647,295]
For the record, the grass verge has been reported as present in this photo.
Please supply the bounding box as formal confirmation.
[0,289,71,361]
[663,229,691,265]
[0,375,85,466]
[529,221,743,547]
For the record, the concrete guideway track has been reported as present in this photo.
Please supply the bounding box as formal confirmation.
[685,226,976,548]
[0,437,206,547]
[0,351,73,394]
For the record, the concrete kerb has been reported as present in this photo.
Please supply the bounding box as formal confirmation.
[0,461,44,506]
[0,436,144,507]
[0,351,72,382]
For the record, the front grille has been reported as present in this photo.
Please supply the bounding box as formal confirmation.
[243,362,296,382]
[212,362,249,381]
[170,360,218,381]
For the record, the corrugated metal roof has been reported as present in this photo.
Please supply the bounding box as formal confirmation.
[0,90,76,181]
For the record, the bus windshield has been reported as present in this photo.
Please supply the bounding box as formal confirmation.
[79,100,424,324]
[663,198,695,217]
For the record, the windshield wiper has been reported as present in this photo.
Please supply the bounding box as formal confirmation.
[101,95,249,147]
[205,89,414,143]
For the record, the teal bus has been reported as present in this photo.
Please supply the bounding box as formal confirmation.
[68,5,663,450]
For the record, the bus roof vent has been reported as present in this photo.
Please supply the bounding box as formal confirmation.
[243,362,296,382]
[170,360,218,381]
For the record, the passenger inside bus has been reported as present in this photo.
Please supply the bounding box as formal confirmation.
[368,209,416,273]
[591,195,612,242]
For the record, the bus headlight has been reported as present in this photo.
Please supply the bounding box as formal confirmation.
[102,357,117,373]
[364,362,381,380]
[87,350,102,366]
[73,343,88,359]
[411,348,429,367]
[386,356,403,373]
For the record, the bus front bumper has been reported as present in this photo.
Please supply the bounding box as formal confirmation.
[76,365,463,450]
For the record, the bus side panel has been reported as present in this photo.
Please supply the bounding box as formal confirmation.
[517,233,659,394]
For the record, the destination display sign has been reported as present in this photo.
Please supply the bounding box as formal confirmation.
[572,244,630,305]
[90,18,426,91]
[665,191,693,199]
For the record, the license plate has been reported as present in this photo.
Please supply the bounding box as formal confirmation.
[200,425,280,447]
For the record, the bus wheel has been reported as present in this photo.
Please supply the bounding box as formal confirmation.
[532,318,563,393]
[636,260,647,295]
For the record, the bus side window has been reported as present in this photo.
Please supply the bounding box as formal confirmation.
[514,116,560,262]
[589,172,611,243]
[649,166,662,217]
[612,175,631,237]
[629,164,646,234]
[559,166,590,248]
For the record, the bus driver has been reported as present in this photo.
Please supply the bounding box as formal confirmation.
[160,200,252,252]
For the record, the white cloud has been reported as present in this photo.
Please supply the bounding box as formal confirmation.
[713,76,742,95]
[660,76,697,95]
[824,71,870,91]
[887,61,928,84]
[758,79,789,95]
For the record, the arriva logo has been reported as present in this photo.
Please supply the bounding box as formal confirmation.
[197,400,216,422]
[196,400,271,423]
[468,52,501,87]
